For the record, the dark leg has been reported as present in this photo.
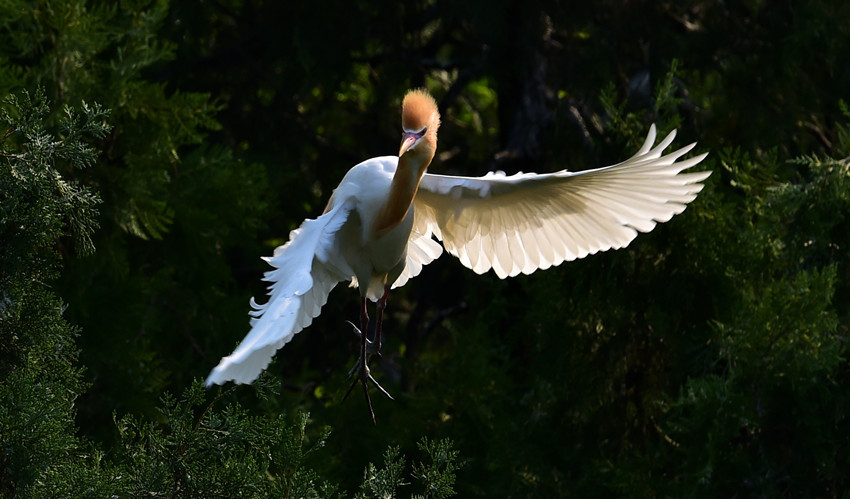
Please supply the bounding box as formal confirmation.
[373,285,391,357]
[359,297,369,365]
[343,296,393,424]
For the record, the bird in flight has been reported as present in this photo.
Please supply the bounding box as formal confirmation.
[206,89,710,423]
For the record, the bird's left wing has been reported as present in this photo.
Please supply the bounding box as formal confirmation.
[205,201,353,386]
[413,125,710,279]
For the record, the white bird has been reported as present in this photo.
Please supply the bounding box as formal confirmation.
[206,89,710,421]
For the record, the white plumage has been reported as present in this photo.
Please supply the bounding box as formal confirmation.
[410,125,709,279]
[206,90,709,390]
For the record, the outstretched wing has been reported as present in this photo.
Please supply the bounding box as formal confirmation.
[205,201,353,386]
[413,125,710,279]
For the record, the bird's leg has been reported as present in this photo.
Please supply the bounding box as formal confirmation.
[359,297,370,361]
[345,298,372,376]
[373,285,391,358]
[343,297,393,424]
[359,297,370,373]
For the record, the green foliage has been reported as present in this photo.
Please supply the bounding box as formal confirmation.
[355,437,461,499]
[0,88,107,496]
[0,88,108,262]
[601,59,684,143]
[105,382,334,497]
[1,0,273,426]
[653,148,848,495]
[356,445,407,499]
[411,438,461,499]
[99,383,459,498]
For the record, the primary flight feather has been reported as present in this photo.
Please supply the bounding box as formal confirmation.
[206,89,709,419]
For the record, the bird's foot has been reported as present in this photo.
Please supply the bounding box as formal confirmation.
[344,322,393,424]
[346,321,382,359]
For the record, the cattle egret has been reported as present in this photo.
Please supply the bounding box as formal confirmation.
[206,88,710,422]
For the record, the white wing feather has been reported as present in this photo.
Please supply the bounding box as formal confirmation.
[205,202,352,386]
[392,216,443,288]
[413,125,710,279]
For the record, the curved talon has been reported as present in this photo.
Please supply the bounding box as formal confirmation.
[342,371,360,401]
[346,321,362,339]
[369,373,394,400]
[343,356,394,425]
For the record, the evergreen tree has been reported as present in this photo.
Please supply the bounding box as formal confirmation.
[1,0,272,431]
[0,87,110,496]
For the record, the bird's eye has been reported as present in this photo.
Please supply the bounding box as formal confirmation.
[402,128,427,139]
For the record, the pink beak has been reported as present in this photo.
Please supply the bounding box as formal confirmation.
[399,130,423,156]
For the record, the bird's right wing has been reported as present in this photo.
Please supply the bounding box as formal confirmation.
[413,125,710,279]
[205,201,353,386]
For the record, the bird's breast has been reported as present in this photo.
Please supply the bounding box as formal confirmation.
[365,205,415,272]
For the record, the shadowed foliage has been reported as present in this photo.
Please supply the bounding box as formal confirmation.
[2,0,849,496]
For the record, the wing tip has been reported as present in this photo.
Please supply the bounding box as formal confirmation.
[204,341,280,387]
[204,363,263,388]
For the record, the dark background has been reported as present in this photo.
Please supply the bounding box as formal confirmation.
[2,0,849,496]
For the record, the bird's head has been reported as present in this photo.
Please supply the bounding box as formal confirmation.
[399,89,440,161]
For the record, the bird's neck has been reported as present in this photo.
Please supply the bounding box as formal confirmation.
[373,152,432,237]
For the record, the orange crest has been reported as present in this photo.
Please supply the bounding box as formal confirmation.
[402,89,440,133]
